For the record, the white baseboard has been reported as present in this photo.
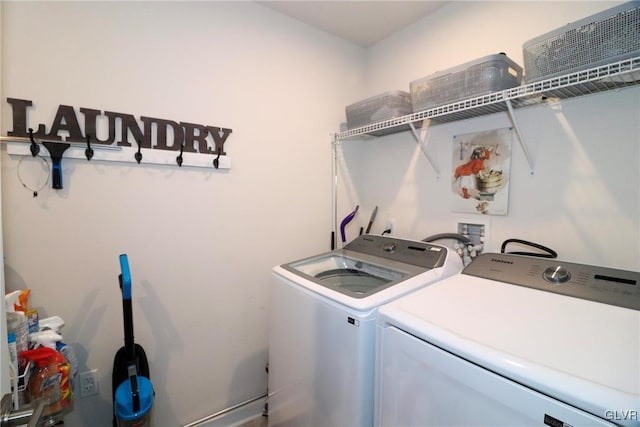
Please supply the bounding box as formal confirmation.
[185,395,266,427]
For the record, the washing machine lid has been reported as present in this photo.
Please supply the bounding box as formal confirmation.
[285,252,414,298]
[378,254,640,424]
[278,235,459,303]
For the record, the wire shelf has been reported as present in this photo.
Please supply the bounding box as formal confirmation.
[336,56,640,140]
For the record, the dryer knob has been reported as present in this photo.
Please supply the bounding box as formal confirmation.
[543,266,571,284]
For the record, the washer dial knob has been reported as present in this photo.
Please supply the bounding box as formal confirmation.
[383,243,396,253]
[543,266,571,284]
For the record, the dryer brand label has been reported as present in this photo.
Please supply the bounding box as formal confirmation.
[543,414,572,427]
[490,258,514,264]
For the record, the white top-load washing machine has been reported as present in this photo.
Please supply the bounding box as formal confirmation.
[268,234,463,427]
[375,253,640,427]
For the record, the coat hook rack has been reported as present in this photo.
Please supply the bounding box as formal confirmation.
[2,135,231,170]
[28,128,40,157]
[85,134,94,161]
[135,140,143,164]
[176,143,184,167]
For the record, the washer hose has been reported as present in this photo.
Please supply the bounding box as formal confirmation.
[422,233,472,244]
[500,238,557,258]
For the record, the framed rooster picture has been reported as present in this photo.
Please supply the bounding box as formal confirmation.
[450,127,512,215]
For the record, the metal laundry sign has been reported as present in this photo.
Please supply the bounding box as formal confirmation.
[5,97,232,155]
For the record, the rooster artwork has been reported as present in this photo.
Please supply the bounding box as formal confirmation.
[450,127,512,215]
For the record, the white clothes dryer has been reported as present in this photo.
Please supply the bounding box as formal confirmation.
[375,253,640,427]
[268,235,463,427]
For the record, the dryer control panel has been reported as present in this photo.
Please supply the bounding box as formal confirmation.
[463,253,640,311]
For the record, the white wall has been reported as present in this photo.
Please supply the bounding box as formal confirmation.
[337,1,640,271]
[2,1,639,425]
[1,2,364,425]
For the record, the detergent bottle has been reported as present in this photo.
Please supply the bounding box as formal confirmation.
[17,288,39,333]
[30,330,63,349]
[5,291,30,366]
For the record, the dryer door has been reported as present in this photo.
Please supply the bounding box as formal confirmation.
[375,325,617,427]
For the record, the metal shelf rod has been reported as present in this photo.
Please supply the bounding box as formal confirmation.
[408,121,440,177]
[504,98,534,175]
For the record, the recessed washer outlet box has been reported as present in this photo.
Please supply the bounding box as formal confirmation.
[457,220,490,252]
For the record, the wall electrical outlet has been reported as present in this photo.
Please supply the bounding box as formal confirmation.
[454,220,490,266]
[79,369,99,398]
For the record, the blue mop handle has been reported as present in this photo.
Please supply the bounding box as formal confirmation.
[119,254,136,361]
[119,254,132,301]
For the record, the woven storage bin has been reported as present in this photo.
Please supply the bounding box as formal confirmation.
[410,53,523,112]
[523,2,640,82]
[345,91,412,136]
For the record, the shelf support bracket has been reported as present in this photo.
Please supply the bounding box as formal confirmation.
[504,98,534,175]
[409,120,440,178]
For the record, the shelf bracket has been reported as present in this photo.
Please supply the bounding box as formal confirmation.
[408,120,440,178]
[504,98,534,175]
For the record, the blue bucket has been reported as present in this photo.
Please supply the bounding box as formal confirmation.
[115,375,154,426]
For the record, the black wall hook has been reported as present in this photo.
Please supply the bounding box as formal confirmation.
[213,150,221,169]
[28,128,40,157]
[85,134,94,161]
[176,143,184,167]
[135,140,143,164]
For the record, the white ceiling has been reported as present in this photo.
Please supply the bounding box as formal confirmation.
[257,1,449,47]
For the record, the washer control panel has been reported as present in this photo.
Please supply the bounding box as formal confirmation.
[344,235,447,269]
[463,253,640,311]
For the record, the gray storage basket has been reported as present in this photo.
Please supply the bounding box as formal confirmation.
[410,53,523,112]
[523,1,640,82]
[345,91,412,136]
